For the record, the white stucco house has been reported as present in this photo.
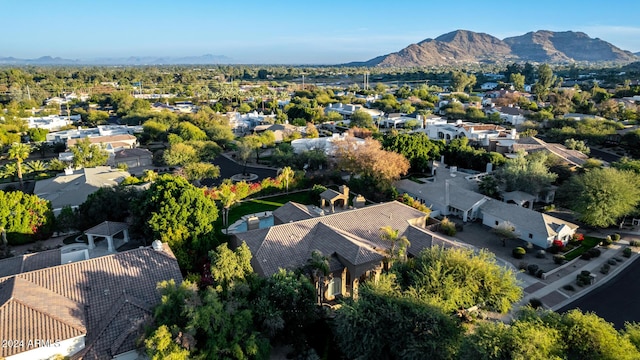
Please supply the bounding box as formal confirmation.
[291,133,365,155]
[479,199,578,248]
[394,167,578,249]
[414,120,516,146]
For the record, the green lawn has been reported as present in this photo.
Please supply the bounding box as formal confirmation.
[227,191,312,225]
[213,191,314,242]
[564,236,603,261]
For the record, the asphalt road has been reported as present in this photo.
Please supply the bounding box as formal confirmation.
[589,148,622,164]
[558,255,640,329]
[201,154,278,187]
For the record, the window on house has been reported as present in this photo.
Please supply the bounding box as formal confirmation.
[495,221,499,226]
[529,233,533,239]
[328,277,342,296]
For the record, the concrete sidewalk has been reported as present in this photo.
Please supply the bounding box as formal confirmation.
[505,240,639,321]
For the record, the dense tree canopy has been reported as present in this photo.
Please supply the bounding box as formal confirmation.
[0,190,54,245]
[494,151,557,195]
[333,137,409,184]
[75,186,141,231]
[559,167,640,227]
[461,308,640,360]
[349,109,374,129]
[145,243,317,359]
[70,138,109,168]
[451,71,477,92]
[334,281,461,360]
[382,132,443,173]
[134,174,218,270]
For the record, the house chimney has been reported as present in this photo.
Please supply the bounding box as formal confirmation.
[152,240,163,252]
[340,185,350,199]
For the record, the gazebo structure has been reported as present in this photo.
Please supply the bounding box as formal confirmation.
[84,221,130,252]
[320,185,349,213]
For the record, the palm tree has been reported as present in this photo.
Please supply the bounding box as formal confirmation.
[217,183,238,229]
[380,226,411,264]
[8,142,31,189]
[305,250,330,305]
[0,163,18,182]
[47,158,69,172]
[26,160,48,177]
[278,166,295,193]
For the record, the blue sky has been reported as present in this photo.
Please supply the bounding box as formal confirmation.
[3,0,640,64]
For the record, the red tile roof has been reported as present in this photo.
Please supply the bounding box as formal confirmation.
[0,244,182,359]
[234,201,434,277]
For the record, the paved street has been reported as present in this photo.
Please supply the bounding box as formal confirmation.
[558,248,640,329]
[201,153,278,187]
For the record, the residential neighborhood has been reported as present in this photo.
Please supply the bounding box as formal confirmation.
[3,4,640,358]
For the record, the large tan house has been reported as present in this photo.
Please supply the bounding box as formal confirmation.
[233,201,461,303]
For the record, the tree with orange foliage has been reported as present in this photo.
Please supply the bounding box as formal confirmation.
[333,137,410,185]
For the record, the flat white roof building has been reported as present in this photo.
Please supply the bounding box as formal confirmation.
[25,115,80,131]
[46,125,143,143]
[291,133,365,155]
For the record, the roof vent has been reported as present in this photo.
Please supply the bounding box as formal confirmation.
[152,240,163,251]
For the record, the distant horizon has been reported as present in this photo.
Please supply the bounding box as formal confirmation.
[2,0,639,64]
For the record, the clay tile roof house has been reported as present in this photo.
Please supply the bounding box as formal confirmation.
[233,201,461,302]
[0,242,182,360]
[511,137,589,167]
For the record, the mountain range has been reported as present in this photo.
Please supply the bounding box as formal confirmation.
[0,54,233,65]
[349,30,638,67]
[1,30,638,66]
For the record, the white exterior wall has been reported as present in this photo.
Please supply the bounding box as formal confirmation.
[555,225,576,244]
[481,212,550,248]
[6,335,85,360]
[500,113,526,125]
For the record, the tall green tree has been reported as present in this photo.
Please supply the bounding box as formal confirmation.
[494,151,557,196]
[182,162,220,183]
[474,308,640,360]
[510,73,526,92]
[349,109,374,129]
[134,175,218,270]
[451,71,477,92]
[333,280,461,360]
[379,226,410,262]
[7,142,31,189]
[393,246,522,314]
[163,142,199,166]
[277,166,295,193]
[382,132,443,172]
[534,64,556,100]
[70,138,109,168]
[560,167,640,227]
[209,242,253,291]
[0,190,54,245]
